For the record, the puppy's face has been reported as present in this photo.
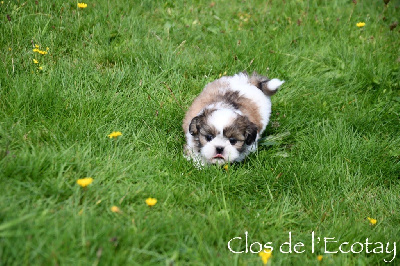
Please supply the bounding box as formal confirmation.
[189,108,258,165]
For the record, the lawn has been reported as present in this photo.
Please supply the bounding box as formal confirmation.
[1,0,399,265]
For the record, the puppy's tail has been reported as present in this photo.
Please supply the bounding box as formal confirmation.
[247,71,285,96]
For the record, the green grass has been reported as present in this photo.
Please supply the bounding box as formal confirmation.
[1,0,400,265]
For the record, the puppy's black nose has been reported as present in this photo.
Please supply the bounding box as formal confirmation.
[216,146,224,154]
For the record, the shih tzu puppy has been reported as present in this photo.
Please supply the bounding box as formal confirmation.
[183,71,284,166]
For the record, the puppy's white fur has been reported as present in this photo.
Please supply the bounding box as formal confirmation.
[183,72,284,166]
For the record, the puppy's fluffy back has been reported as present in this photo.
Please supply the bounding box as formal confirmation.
[182,72,284,135]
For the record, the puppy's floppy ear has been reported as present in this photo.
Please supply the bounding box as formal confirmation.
[189,116,201,136]
[236,115,258,145]
[189,109,212,135]
[245,121,258,145]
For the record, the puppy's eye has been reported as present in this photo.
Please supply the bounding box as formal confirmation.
[205,135,213,142]
[229,138,237,145]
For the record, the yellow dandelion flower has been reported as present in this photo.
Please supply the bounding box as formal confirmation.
[317,255,323,261]
[219,71,227,78]
[77,2,88,8]
[367,217,377,225]
[356,22,366,28]
[38,50,47,55]
[33,59,39,64]
[46,47,49,51]
[259,249,272,265]
[38,66,43,70]
[223,164,229,171]
[76,177,93,187]
[108,131,122,139]
[111,206,122,213]
[145,198,157,207]
[33,48,40,53]
[35,44,39,48]
[8,47,11,51]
